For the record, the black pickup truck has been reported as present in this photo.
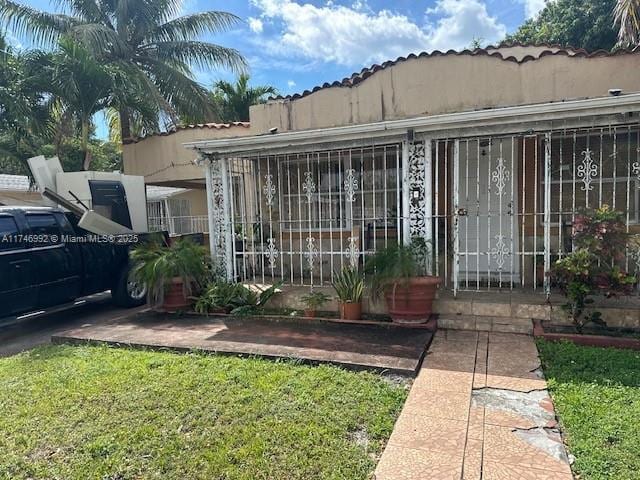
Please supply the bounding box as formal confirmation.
[0,206,148,321]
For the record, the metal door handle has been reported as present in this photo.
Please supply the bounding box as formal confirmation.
[456,208,468,217]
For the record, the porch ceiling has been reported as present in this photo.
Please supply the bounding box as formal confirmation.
[185,94,640,159]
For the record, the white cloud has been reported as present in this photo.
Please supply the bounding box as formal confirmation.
[521,0,546,19]
[250,0,506,66]
[287,79,297,88]
[248,17,264,34]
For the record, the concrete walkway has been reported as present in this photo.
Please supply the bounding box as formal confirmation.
[374,330,572,480]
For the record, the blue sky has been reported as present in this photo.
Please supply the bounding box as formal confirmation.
[7,0,544,137]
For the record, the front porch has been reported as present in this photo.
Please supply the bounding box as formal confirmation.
[268,286,640,334]
[187,95,640,303]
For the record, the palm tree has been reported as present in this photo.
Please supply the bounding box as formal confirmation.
[0,33,50,173]
[615,0,640,46]
[29,38,117,170]
[209,74,277,122]
[0,0,246,140]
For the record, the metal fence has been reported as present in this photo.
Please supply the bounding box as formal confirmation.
[206,120,640,294]
[221,144,404,285]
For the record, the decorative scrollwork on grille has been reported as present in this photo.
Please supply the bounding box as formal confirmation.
[305,236,318,271]
[263,174,276,206]
[209,159,227,274]
[491,156,510,196]
[577,149,598,192]
[344,169,358,202]
[265,237,279,270]
[490,234,510,271]
[302,171,316,204]
[345,236,359,268]
[408,142,428,240]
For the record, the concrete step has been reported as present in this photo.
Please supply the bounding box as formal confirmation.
[437,314,533,334]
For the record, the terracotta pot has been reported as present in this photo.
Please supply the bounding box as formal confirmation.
[163,277,192,312]
[384,276,441,324]
[304,309,316,318]
[340,302,362,321]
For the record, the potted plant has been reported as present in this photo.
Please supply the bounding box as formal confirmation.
[300,290,331,318]
[332,266,364,320]
[130,237,208,312]
[365,237,440,324]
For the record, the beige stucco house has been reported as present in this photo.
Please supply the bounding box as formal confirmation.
[122,122,251,235]
[127,43,640,308]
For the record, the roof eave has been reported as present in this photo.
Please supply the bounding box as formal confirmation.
[185,94,640,158]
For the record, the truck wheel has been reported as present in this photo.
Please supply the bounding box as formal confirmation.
[112,265,147,307]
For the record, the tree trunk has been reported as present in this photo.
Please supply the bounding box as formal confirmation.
[81,120,92,171]
[119,107,132,142]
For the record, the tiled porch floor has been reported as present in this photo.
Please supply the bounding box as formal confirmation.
[374,330,573,480]
[52,312,432,374]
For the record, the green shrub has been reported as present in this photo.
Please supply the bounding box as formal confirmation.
[332,267,364,303]
[194,281,283,316]
[300,291,332,310]
[130,238,209,306]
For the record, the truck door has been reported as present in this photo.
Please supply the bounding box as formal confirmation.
[25,212,82,308]
[0,215,36,317]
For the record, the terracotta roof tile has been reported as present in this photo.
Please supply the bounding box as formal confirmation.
[269,44,640,101]
[124,122,250,144]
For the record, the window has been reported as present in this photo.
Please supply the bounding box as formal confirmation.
[545,131,640,224]
[0,216,20,251]
[25,213,62,245]
[278,147,400,231]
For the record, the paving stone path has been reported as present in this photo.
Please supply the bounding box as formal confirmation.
[374,330,573,480]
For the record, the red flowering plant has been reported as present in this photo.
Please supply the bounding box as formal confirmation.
[551,205,636,332]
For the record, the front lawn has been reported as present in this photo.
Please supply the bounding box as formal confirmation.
[537,340,640,480]
[0,345,407,480]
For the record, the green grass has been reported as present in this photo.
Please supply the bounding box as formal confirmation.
[0,345,408,480]
[537,340,640,480]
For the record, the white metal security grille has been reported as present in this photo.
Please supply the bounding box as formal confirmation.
[447,124,640,295]
[199,117,640,294]
[220,144,404,286]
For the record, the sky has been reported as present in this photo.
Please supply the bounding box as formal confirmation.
[7,0,546,138]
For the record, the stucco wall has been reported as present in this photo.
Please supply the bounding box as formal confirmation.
[249,51,640,134]
[123,125,252,186]
[175,188,207,216]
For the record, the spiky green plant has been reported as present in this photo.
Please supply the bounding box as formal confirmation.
[364,238,431,300]
[194,281,249,315]
[300,291,332,310]
[130,238,208,306]
[332,267,364,303]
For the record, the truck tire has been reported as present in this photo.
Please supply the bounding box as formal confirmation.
[112,265,147,308]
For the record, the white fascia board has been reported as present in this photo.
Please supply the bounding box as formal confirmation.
[184,94,640,156]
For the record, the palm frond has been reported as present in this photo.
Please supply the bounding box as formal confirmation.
[144,40,246,73]
[615,0,640,46]
[0,0,78,45]
[67,22,129,57]
[138,56,213,120]
[148,11,241,42]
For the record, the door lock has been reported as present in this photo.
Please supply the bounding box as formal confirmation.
[456,208,468,217]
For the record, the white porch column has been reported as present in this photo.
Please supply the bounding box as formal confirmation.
[219,157,234,281]
[452,139,460,296]
[201,153,234,280]
[202,154,218,260]
[402,138,432,273]
[401,140,411,245]
[543,133,552,296]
